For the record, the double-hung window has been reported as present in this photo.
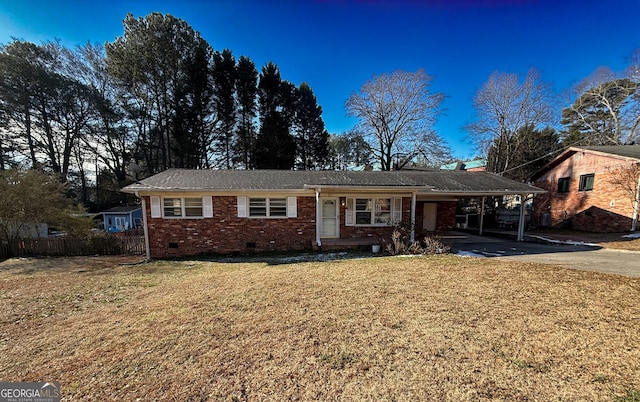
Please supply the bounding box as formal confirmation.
[149,196,212,219]
[578,173,594,191]
[346,197,401,226]
[249,197,288,217]
[162,197,203,217]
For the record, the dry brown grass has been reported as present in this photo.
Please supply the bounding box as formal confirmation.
[601,237,640,251]
[530,228,640,251]
[1,254,640,401]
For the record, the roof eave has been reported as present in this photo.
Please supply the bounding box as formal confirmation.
[426,189,546,196]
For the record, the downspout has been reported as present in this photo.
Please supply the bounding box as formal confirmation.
[632,174,640,232]
[137,192,151,261]
[479,196,486,236]
[315,188,322,249]
[517,194,526,241]
[410,192,417,243]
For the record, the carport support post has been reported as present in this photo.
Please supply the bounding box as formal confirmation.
[632,174,640,231]
[517,194,526,241]
[479,197,485,236]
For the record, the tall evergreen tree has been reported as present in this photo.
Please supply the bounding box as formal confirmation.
[212,49,237,168]
[234,56,258,169]
[293,82,329,170]
[487,124,560,181]
[255,62,296,169]
[561,70,638,146]
[106,12,214,173]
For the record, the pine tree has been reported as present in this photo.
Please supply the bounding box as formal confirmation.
[234,56,258,169]
[254,62,296,169]
[293,83,329,170]
[212,49,237,168]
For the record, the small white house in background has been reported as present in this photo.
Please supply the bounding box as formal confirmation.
[101,206,143,233]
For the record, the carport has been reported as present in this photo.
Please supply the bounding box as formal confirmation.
[405,172,546,242]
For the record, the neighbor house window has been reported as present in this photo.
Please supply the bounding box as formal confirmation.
[346,197,400,226]
[249,197,288,217]
[579,173,595,191]
[163,197,203,217]
[557,177,570,193]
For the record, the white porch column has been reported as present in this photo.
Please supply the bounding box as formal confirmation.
[479,196,486,236]
[315,188,322,248]
[517,194,526,241]
[410,192,417,243]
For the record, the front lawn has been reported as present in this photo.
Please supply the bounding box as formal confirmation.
[1,255,639,400]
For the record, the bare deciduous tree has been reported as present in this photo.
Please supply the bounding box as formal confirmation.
[607,162,640,231]
[466,68,554,173]
[345,69,448,171]
[625,49,640,142]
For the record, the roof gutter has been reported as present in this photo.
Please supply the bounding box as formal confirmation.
[424,189,546,196]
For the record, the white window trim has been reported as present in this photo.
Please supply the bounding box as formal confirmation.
[345,197,402,227]
[237,196,297,218]
[153,196,213,219]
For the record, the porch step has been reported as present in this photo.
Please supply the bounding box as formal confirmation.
[312,237,380,251]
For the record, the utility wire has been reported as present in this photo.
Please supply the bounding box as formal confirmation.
[498,137,588,175]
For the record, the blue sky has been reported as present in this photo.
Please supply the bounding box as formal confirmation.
[1,0,638,159]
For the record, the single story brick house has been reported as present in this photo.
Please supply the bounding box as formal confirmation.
[122,169,544,259]
[531,145,640,232]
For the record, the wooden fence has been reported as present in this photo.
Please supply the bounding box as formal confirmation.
[0,235,145,259]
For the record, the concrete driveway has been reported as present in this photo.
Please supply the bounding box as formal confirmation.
[447,231,640,277]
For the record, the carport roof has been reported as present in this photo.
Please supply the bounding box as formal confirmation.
[123,169,544,195]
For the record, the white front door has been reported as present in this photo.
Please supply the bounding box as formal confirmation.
[423,203,437,232]
[320,198,339,238]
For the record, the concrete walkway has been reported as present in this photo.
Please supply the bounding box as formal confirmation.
[447,231,640,278]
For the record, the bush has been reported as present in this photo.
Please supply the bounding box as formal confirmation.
[383,226,450,256]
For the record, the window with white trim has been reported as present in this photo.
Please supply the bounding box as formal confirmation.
[237,196,297,218]
[162,197,204,218]
[249,197,288,217]
[346,197,402,226]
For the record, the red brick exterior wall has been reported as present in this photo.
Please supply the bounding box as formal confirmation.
[436,201,457,231]
[532,152,638,232]
[143,195,460,258]
[412,201,456,236]
[144,196,316,258]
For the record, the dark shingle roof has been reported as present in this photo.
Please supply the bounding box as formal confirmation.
[531,145,640,180]
[122,169,543,195]
[579,145,640,160]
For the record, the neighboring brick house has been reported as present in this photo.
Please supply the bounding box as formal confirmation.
[122,169,543,259]
[531,146,640,232]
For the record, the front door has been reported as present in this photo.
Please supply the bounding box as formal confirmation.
[320,198,339,238]
[423,203,437,232]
